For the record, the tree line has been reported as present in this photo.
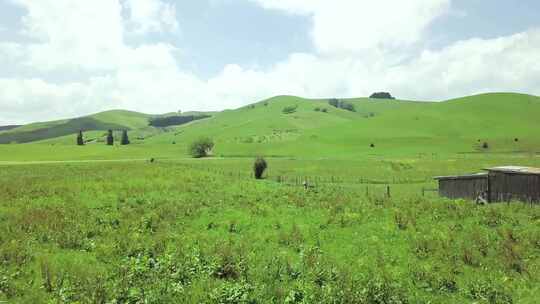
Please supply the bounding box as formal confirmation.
[77,129,130,146]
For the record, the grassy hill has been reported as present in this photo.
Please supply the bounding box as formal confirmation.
[142,93,540,158]
[1,93,539,159]
[0,110,154,144]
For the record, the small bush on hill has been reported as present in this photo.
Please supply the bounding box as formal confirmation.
[253,157,268,179]
[321,108,328,113]
[328,98,355,112]
[340,102,356,112]
[282,105,298,114]
[189,137,214,158]
[314,107,321,112]
[482,142,489,149]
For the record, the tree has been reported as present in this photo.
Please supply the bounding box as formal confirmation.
[106,130,114,146]
[76,130,84,146]
[370,92,395,99]
[253,157,268,179]
[339,102,356,112]
[189,137,214,158]
[328,98,339,108]
[121,130,130,145]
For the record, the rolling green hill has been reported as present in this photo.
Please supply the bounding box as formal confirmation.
[1,93,539,159]
[143,92,540,158]
[0,110,153,144]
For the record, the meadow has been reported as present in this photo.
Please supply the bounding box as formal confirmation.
[1,93,539,302]
[1,155,539,303]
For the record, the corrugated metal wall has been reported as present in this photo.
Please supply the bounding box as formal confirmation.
[439,177,488,200]
[488,172,540,203]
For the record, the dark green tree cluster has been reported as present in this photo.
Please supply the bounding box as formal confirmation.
[328,99,355,112]
[149,115,210,128]
[369,92,395,99]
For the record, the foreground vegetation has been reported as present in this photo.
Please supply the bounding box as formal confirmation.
[1,160,539,303]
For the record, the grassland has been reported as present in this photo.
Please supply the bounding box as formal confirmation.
[0,160,539,303]
[0,92,539,302]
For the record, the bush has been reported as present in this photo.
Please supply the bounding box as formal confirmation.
[328,98,339,108]
[282,105,298,114]
[340,102,356,112]
[253,157,268,179]
[328,98,355,112]
[189,137,214,158]
[482,142,489,149]
[314,107,321,112]
[321,108,328,113]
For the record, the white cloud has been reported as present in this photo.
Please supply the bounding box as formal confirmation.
[0,0,539,125]
[250,0,451,53]
[124,0,179,34]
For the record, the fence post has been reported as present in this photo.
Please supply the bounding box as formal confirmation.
[422,187,425,197]
[387,186,391,198]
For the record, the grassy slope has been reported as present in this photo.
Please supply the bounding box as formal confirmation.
[0,93,538,160]
[145,93,540,158]
[0,110,152,144]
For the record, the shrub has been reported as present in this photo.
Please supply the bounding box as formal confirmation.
[328,98,355,112]
[339,102,356,112]
[321,108,328,113]
[328,98,339,108]
[482,142,489,149]
[514,138,519,142]
[189,137,214,158]
[282,105,298,114]
[314,107,321,112]
[370,143,375,148]
[253,157,268,179]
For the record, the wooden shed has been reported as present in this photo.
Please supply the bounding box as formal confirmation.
[485,166,540,203]
[434,173,488,200]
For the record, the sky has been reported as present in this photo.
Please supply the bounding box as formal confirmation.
[0,0,539,125]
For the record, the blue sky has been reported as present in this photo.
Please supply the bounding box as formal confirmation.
[0,0,539,124]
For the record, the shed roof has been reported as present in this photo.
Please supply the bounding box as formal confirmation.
[434,172,488,181]
[485,166,540,175]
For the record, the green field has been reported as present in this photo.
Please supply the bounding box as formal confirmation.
[1,93,539,303]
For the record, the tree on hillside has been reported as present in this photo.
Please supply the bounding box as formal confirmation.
[106,130,114,146]
[76,130,84,146]
[189,137,214,158]
[328,98,340,108]
[121,130,130,145]
[370,92,395,99]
